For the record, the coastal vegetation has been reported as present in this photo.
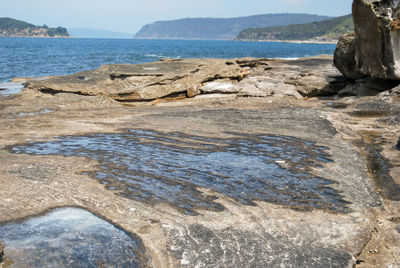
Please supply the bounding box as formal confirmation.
[134,14,331,40]
[236,14,353,41]
[0,17,69,38]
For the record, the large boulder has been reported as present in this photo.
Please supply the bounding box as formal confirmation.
[334,33,364,80]
[351,0,400,79]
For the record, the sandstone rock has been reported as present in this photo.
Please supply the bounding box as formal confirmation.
[26,58,244,102]
[186,84,201,98]
[238,77,275,97]
[352,0,400,79]
[0,241,4,262]
[25,56,344,101]
[285,72,334,97]
[334,33,364,80]
[2,53,400,267]
[200,82,241,94]
[237,76,301,98]
[390,85,400,101]
[0,241,11,268]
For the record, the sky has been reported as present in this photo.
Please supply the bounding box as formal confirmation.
[0,0,353,34]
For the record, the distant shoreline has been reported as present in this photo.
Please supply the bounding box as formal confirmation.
[0,35,71,39]
[0,36,336,43]
[236,39,338,44]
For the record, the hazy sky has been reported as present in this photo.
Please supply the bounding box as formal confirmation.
[1,0,353,34]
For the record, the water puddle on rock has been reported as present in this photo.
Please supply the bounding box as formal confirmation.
[10,129,351,215]
[0,207,146,267]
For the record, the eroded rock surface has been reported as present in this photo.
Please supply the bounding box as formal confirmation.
[26,56,343,102]
[353,0,400,79]
[0,242,5,266]
[334,33,364,80]
[0,56,399,267]
[336,0,400,80]
[0,241,11,268]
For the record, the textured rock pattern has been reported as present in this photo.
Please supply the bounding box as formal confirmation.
[169,224,352,267]
[10,129,350,215]
[334,33,364,79]
[0,242,4,265]
[0,241,11,268]
[1,56,399,267]
[26,57,342,101]
[350,0,400,79]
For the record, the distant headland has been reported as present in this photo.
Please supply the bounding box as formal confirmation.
[0,17,70,38]
[236,14,353,43]
[134,14,332,40]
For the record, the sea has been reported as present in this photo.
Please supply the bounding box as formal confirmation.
[0,37,336,85]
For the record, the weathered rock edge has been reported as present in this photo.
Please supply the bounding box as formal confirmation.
[25,57,344,102]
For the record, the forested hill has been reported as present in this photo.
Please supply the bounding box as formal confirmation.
[0,18,69,38]
[236,14,353,42]
[134,14,331,40]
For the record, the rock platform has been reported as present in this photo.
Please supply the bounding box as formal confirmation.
[0,56,399,267]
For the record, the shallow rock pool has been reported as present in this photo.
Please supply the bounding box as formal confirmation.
[0,207,146,267]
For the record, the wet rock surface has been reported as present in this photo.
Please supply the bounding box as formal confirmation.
[168,224,352,267]
[0,56,399,267]
[10,129,349,215]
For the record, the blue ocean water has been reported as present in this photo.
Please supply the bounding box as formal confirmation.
[0,37,336,83]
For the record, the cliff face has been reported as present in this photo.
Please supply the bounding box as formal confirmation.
[0,18,69,38]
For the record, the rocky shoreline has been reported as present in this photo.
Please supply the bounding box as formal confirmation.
[0,54,399,267]
[1,1,400,265]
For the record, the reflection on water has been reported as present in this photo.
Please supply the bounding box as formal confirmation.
[0,208,146,267]
[11,129,351,215]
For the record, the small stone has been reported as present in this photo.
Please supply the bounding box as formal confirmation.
[187,84,201,98]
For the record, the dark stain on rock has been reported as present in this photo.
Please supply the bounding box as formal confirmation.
[324,102,349,109]
[356,135,400,201]
[9,129,351,215]
[396,137,400,150]
[349,101,394,118]
[168,224,352,267]
[348,109,392,117]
